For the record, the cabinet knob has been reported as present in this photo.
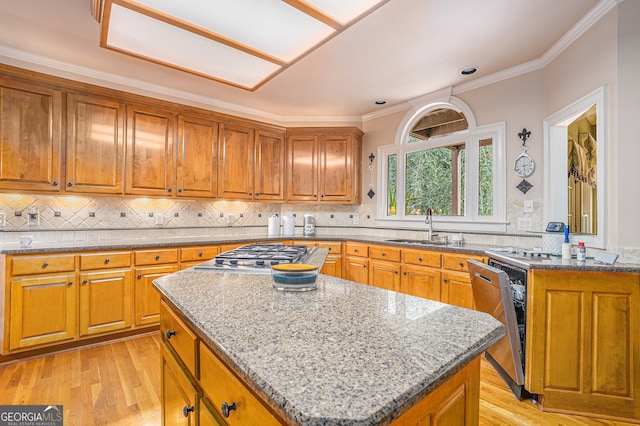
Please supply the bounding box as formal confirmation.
[42,262,49,268]
[137,274,142,279]
[182,406,194,417]
[418,257,423,262]
[381,252,386,256]
[155,255,160,260]
[67,182,73,187]
[354,249,358,253]
[52,181,58,186]
[321,194,325,198]
[394,270,398,274]
[403,271,407,275]
[459,261,464,267]
[104,258,110,264]
[249,192,253,196]
[67,281,73,286]
[313,194,317,198]
[328,247,332,251]
[178,188,182,193]
[198,251,203,257]
[167,188,172,193]
[255,192,260,196]
[443,278,448,283]
[221,402,236,418]
[165,330,176,339]
[82,279,88,285]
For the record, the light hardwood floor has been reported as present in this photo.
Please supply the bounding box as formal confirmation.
[0,334,636,426]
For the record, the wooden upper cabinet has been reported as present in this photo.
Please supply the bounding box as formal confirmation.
[0,77,62,192]
[66,93,125,194]
[285,128,362,204]
[125,104,175,196]
[254,129,284,201]
[218,122,254,200]
[176,114,218,198]
[285,133,318,202]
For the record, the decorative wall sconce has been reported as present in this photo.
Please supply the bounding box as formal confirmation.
[367,153,376,199]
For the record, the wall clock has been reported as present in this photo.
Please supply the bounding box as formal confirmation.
[514,128,535,177]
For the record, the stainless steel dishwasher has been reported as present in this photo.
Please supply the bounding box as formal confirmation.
[468,259,537,401]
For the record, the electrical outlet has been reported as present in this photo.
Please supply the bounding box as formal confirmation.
[353,215,360,225]
[0,212,4,227]
[517,217,532,231]
[523,200,534,213]
[155,213,164,225]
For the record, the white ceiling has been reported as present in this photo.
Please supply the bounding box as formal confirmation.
[0,0,605,122]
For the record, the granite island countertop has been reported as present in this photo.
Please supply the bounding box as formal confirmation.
[153,267,504,425]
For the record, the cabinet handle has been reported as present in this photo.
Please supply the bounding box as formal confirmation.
[67,182,73,187]
[155,255,160,260]
[178,188,182,193]
[459,261,464,267]
[165,330,176,339]
[381,252,386,256]
[256,192,260,196]
[42,262,49,268]
[82,279,88,285]
[403,271,407,275]
[354,249,358,253]
[182,406,194,417]
[198,251,203,257]
[328,247,332,251]
[137,274,142,279]
[249,192,253,196]
[167,188,172,193]
[221,402,236,418]
[52,181,58,186]
[313,194,317,198]
[443,278,448,283]
[321,194,324,198]
[67,281,73,286]
[104,258,110,264]
[394,270,399,274]
[418,257,423,262]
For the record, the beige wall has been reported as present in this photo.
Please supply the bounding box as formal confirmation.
[361,2,640,255]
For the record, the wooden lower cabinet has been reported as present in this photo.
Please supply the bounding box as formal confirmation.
[441,272,475,310]
[8,273,77,351]
[526,270,640,422]
[369,259,401,291]
[318,241,342,278]
[79,268,132,336]
[199,397,226,426]
[134,265,179,326]
[401,265,441,300]
[344,256,369,284]
[391,357,480,425]
[162,343,198,426]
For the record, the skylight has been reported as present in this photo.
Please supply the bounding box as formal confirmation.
[99,0,389,91]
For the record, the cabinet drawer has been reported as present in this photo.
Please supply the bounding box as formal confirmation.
[344,242,368,257]
[369,245,401,262]
[180,246,219,262]
[317,241,342,254]
[160,301,197,376]
[10,254,76,276]
[442,253,485,272]
[79,251,131,270]
[199,343,280,425]
[402,249,442,268]
[135,248,178,266]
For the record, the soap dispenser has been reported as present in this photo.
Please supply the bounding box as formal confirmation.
[561,226,572,259]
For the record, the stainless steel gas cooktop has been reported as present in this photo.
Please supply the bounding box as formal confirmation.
[193,243,316,273]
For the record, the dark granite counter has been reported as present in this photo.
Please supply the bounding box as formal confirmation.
[153,265,504,425]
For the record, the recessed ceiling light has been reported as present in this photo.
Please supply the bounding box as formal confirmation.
[460,66,478,76]
[375,100,387,105]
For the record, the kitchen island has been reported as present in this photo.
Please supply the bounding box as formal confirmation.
[153,267,504,425]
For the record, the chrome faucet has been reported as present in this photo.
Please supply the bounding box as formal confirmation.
[424,208,434,242]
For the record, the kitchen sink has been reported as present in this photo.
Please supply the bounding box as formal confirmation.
[385,238,449,246]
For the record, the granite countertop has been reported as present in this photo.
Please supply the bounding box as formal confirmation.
[2,232,639,272]
[154,266,504,425]
[486,249,640,273]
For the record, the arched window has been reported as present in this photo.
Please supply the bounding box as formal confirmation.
[377,96,507,232]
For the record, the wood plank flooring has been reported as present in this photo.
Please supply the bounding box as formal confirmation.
[0,334,636,425]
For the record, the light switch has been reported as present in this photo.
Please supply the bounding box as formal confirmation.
[523,200,534,213]
[517,218,532,231]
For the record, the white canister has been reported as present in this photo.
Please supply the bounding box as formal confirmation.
[267,214,280,237]
[542,233,563,255]
[282,215,295,237]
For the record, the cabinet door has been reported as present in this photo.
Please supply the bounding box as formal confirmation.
[0,78,62,192]
[134,265,178,326]
[218,122,254,199]
[401,265,442,301]
[125,104,175,196]
[254,129,284,201]
[79,269,132,337]
[66,93,125,194]
[526,270,640,420]
[369,260,400,291]
[321,255,342,278]
[177,114,218,198]
[318,134,353,203]
[162,344,198,426]
[442,272,475,309]
[344,256,368,285]
[285,134,318,201]
[9,274,77,351]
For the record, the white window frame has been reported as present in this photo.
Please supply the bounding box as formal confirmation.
[376,95,507,233]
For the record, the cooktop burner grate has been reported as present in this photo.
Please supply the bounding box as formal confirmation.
[194,244,316,272]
